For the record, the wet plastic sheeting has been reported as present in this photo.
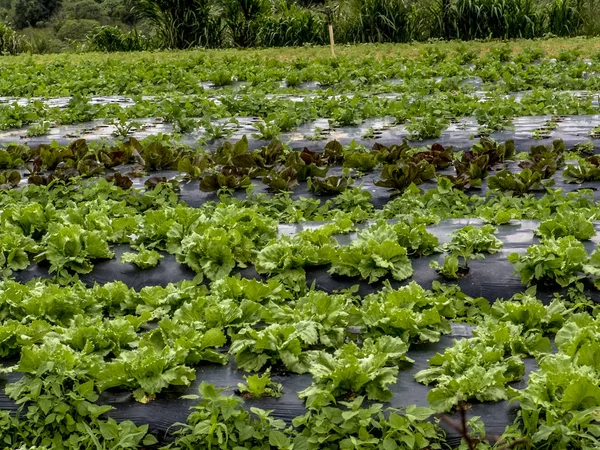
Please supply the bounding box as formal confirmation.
[82,248,197,290]
[14,219,600,301]
[13,245,197,290]
[1,114,600,152]
[303,219,600,302]
[1,88,598,108]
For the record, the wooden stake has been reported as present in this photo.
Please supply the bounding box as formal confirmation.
[328,23,335,58]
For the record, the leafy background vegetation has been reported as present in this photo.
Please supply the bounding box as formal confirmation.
[0,0,600,54]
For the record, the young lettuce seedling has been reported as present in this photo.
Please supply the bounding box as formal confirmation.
[431,225,503,279]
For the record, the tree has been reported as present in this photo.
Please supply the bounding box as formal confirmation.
[13,0,61,28]
[60,0,107,21]
[101,0,138,25]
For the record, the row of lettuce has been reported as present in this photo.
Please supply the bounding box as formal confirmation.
[1,136,600,197]
[2,89,600,140]
[0,246,598,448]
[0,45,599,98]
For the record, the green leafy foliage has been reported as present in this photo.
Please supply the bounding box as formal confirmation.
[177,153,213,179]
[237,369,283,399]
[445,139,515,191]
[471,139,516,164]
[490,289,568,335]
[361,220,440,256]
[96,331,197,402]
[284,149,329,182]
[329,220,434,283]
[299,336,410,407]
[343,151,379,172]
[443,156,487,190]
[262,167,298,192]
[308,175,353,195]
[330,238,413,283]
[518,140,565,178]
[255,231,337,288]
[177,208,277,281]
[505,353,600,449]
[0,144,30,169]
[4,339,157,449]
[375,161,436,195]
[0,228,38,274]
[501,313,600,447]
[34,223,114,281]
[358,281,458,343]
[406,115,448,140]
[564,156,600,183]
[171,382,291,449]
[229,323,319,373]
[415,321,532,411]
[488,168,555,195]
[508,236,588,287]
[200,172,252,192]
[292,397,444,450]
[583,246,600,289]
[0,169,21,188]
[121,245,163,269]
[536,211,596,240]
[431,225,502,279]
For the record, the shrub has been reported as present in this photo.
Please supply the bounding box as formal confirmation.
[0,22,29,54]
[60,0,108,22]
[257,0,326,47]
[87,26,154,52]
[56,19,100,42]
[12,0,60,29]
[21,26,66,53]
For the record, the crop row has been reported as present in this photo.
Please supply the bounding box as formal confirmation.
[0,268,597,449]
[1,45,600,98]
[1,135,599,197]
[3,176,600,289]
[5,38,600,450]
[1,89,599,140]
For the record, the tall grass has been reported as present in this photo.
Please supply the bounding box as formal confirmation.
[3,0,597,53]
[439,0,539,40]
[222,0,266,47]
[337,0,413,43]
[123,0,600,50]
[545,0,582,36]
[257,0,326,47]
[0,21,29,54]
[578,0,600,35]
[131,0,222,48]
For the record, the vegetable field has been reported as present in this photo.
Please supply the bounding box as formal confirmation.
[1,39,600,449]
